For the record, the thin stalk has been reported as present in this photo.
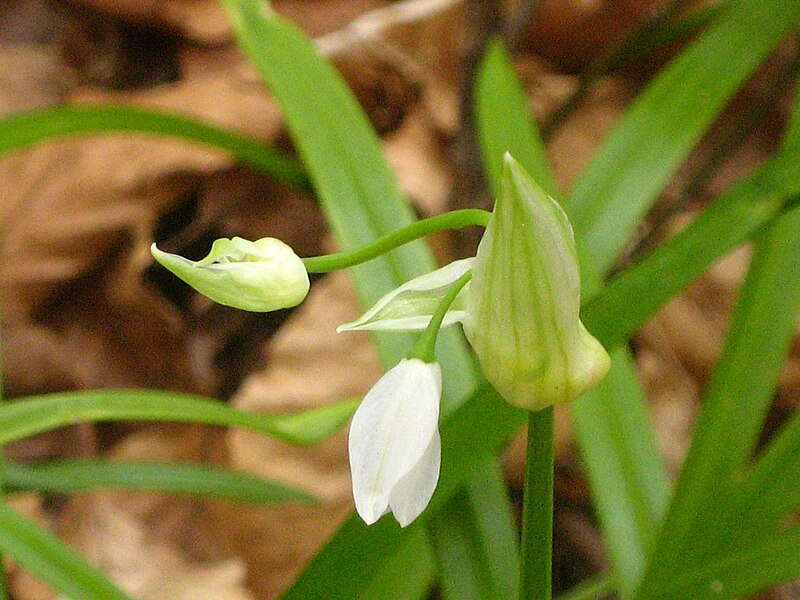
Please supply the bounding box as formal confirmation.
[410,271,472,363]
[520,406,554,600]
[302,209,490,273]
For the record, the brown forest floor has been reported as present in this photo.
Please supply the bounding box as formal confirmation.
[1,0,799,598]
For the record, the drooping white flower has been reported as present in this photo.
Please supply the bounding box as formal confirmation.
[348,358,441,527]
[151,237,309,312]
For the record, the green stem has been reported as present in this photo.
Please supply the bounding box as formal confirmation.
[521,406,554,600]
[410,271,473,363]
[302,209,490,273]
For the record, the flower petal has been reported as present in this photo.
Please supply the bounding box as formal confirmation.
[337,259,474,332]
[348,359,441,525]
[388,430,441,527]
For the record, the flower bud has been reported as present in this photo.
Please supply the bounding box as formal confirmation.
[151,237,309,312]
[462,154,610,410]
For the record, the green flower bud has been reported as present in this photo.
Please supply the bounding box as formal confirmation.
[462,154,610,410]
[150,237,309,312]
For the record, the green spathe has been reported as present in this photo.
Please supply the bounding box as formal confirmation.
[150,237,309,312]
[463,154,610,410]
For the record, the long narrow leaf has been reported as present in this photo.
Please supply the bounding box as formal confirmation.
[0,390,357,446]
[583,149,800,347]
[646,526,800,600]
[723,409,800,545]
[0,502,132,599]
[5,459,315,504]
[571,349,670,597]
[432,458,520,600]
[566,0,800,274]
[637,204,800,595]
[0,106,307,188]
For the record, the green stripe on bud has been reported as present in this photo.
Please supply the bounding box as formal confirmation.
[463,154,610,410]
[151,237,309,312]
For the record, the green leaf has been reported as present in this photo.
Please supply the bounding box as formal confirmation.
[566,0,800,274]
[359,528,436,600]
[724,408,800,545]
[220,0,475,409]
[0,390,357,447]
[0,502,132,599]
[431,458,520,600]
[475,39,557,198]
[583,149,800,348]
[646,526,800,600]
[0,106,307,188]
[572,348,670,597]
[5,459,315,504]
[636,204,800,596]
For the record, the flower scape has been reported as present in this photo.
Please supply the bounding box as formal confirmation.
[152,154,610,527]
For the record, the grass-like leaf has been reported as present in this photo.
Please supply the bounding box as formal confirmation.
[565,0,800,274]
[0,502,132,599]
[636,204,800,597]
[431,458,520,600]
[0,390,357,447]
[584,149,800,348]
[0,106,307,189]
[5,459,315,504]
[645,526,800,600]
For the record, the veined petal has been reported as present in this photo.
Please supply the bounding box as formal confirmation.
[348,359,442,526]
[151,237,309,312]
[337,259,474,332]
[463,154,610,410]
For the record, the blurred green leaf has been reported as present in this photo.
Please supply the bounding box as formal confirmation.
[0,106,307,189]
[572,349,670,597]
[358,529,436,600]
[645,526,800,600]
[566,0,800,274]
[637,204,800,596]
[583,149,800,348]
[0,390,357,447]
[0,502,131,599]
[5,459,315,504]
[432,458,520,600]
[475,39,557,198]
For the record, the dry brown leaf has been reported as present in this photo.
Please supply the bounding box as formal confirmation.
[60,497,255,600]
[72,0,233,44]
[526,0,673,71]
[211,268,380,598]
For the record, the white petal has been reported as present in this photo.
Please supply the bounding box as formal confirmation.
[388,431,441,527]
[348,359,441,525]
[337,259,474,332]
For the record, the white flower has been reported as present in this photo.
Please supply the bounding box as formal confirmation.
[348,358,442,527]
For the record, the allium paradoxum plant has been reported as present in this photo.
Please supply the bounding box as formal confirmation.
[151,154,610,528]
